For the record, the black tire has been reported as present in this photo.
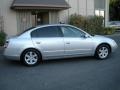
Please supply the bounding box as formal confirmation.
[21,49,41,66]
[95,44,110,60]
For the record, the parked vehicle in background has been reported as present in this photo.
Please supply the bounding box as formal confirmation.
[4,24,118,66]
[109,21,120,29]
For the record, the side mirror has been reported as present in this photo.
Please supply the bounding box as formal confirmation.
[84,34,90,38]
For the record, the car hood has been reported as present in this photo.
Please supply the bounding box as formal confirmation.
[94,35,107,38]
[92,35,114,42]
[94,35,113,38]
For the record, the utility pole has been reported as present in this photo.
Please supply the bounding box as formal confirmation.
[67,0,70,23]
[77,0,79,15]
[86,0,88,17]
[85,0,88,31]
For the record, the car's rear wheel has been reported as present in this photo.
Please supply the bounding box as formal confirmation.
[95,44,110,59]
[21,49,41,66]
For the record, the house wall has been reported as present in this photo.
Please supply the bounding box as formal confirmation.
[0,0,17,36]
[0,0,109,36]
[16,11,32,34]
[59,0,109,26]
[49,11,59,24]
[59,0,94,23]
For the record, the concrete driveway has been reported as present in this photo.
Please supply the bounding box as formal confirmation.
[0,34,120,90]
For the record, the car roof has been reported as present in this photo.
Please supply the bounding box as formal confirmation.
[36,24,71,28]
[21,24,70,33]
[19,24,73,35]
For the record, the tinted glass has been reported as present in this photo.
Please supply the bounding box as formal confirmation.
[61,26,85,37]
[31,26,63,37]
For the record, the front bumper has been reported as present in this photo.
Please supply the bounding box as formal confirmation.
[111,41,118,53]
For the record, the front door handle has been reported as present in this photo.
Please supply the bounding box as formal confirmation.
[66,42,70,44]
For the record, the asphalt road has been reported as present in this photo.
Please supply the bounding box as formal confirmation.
[0,34,120,90]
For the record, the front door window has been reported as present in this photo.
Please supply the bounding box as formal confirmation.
[61,26,86,38]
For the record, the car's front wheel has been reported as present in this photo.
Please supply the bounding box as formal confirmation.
[95,44,110,59]
[21,49,41,66]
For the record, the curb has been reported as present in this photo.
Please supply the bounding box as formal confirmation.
[0,46,4,50]
[0,46,4,55]
[105,33,120,37]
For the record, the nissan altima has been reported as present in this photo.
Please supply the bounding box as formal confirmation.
[4,24,118,66]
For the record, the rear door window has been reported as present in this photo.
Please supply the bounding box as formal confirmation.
[31,26,63,37]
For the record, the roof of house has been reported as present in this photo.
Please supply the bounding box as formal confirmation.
[11,0,70,10]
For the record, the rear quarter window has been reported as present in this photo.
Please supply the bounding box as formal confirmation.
[18,27,35,36]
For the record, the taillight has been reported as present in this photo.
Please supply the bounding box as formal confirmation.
[4,41,9,48]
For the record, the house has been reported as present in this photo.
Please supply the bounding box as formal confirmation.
[0,0,109,37]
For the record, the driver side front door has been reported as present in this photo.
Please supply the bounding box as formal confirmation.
[60,26,93,57]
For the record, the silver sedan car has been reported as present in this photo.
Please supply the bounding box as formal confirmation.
[4,24,118,66]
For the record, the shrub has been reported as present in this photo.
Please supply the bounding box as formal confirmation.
[85,16,104,34]
[103,27,116,35]
[69,14,111,35]
[0,31,6,46]
[69,14,86,30]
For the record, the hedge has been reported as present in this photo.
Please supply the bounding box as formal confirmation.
[0,31,6,46]
[69,14,115,35]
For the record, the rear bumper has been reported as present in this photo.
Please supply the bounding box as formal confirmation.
[4,49,20,61]
[4,55,20,61]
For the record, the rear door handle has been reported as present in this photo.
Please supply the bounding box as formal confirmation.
[36,42,41,44]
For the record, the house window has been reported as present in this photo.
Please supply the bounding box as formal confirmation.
[95,10,105,17]
[95,9,105,26]
[94,0,105,17]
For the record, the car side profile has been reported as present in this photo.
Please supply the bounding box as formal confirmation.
[4,24,118,66]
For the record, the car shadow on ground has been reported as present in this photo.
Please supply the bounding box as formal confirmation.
[44,56,96,64]
[1,56,99,67]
